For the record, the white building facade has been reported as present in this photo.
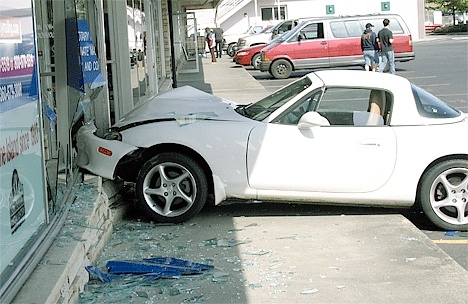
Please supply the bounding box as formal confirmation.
[199,0,426,41]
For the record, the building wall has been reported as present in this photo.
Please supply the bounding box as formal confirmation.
[216,0,424,40]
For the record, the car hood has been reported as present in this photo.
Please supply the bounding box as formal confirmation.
[113,86,244,128]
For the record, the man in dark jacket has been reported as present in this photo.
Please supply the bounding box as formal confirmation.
[361,23,380,72]
[377,18,395,74]
[213,27,224,58]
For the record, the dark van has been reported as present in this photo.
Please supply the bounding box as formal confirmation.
[260,14,415,79]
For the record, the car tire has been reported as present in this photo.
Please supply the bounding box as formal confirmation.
[251,53,261,70]
[418,159,468,231]
[227,43,237,57]
[270,59,292,79]
[135,153,208,223]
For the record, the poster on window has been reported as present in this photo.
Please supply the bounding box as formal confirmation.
[66,18,106,93]
[0,2,46,275]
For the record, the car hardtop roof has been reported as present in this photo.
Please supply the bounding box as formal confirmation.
[311,69,410,89]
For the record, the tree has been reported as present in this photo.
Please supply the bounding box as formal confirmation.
[429,0,468,24]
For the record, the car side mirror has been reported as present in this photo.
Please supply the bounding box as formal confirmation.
[297,112,329,129]
[297,33,303,41]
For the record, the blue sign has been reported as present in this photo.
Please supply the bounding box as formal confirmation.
[66,19,106,92]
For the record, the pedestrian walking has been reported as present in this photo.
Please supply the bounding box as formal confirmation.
[213,27,224,58]
[205,27,217,63]
[377,18,395,74]
[361,23,379,72]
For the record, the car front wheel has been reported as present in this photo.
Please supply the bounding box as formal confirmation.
[135,153,208,223]
[251,53,261,70]
[227,43,237,57]
[418,159,468,231]
[270,59,292,79]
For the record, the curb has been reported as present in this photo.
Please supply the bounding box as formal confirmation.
[12,178,127,304]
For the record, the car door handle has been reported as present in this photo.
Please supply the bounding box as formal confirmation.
[320,41,327,45]
[359,140,381,147]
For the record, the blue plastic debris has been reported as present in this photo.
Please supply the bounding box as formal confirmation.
[86,257,214,283]
[85,266,119,283]
[144,257,214,270]
[444,231,456,236]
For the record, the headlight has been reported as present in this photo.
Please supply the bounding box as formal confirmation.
[238,40,246,47]
[237,51,249,56]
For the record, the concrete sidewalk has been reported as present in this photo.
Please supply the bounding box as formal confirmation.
[80,211,468,303]
[177,55,269,104]
[13,55,468,303]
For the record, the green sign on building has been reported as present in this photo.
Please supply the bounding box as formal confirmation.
[326,5,335,14]
[381,2,390,11]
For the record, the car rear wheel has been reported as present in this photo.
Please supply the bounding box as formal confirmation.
[270,59,292,79]
[418,159,468,231]
[135,153,208,223]
[251,53,261,70]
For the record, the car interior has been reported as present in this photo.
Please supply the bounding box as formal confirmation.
[275,87,392,126]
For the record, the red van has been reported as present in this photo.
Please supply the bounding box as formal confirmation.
[260,14,414,79]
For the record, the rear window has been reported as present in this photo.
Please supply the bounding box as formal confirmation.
[411,84,460,118]
[366,18,405,34]
[330,17,406,38]
[330,20,362,38]
[330,22,351,38]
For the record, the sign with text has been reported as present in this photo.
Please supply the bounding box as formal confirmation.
[66,18,106,92]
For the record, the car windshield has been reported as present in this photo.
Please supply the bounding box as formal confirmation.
[279,20,309,41]
[236,76,313,121]
[411,84,461,118]
[261,25,275,33]
[272,30,292,43]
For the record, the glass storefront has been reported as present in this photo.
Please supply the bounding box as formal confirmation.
[1,0,172,301]
[0,0,47,286]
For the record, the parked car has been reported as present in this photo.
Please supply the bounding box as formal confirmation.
[76,70,468,231]
[234,44,266,69]
[234,31,289,69]
[237,19,295,51]
[236,17,318,52]
[424,21,443,32]
[223,25,266,57]
[236,26,276,51]
[260,14,415,79]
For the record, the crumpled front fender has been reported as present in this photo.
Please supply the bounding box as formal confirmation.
[76,122,138,180]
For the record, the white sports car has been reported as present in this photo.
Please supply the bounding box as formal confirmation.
[76,70,468,231]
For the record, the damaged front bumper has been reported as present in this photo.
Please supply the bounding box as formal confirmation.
[76,122,138,180]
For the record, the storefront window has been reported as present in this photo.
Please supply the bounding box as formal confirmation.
[0,0,47,283]
[127,0,149,106]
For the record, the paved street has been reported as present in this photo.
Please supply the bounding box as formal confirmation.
[79,199,468,304]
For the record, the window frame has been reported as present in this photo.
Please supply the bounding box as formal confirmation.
[260,5,287,21]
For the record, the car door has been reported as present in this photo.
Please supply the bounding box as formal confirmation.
[291,22,329,69]
[327,20,363,67]
[246,87,397,193]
